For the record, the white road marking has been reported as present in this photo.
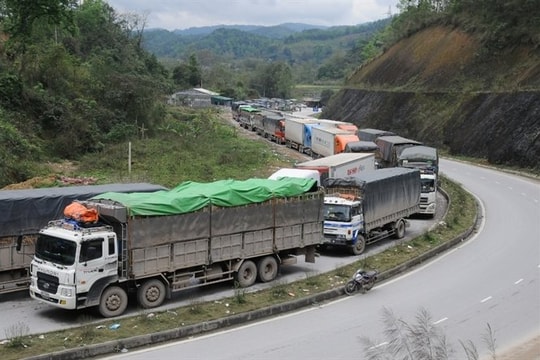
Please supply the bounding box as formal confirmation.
[508,186,513,190]
[369,341,389,350]
[481,296,492,303]
[433,317,448,325]
[515,279,523,285]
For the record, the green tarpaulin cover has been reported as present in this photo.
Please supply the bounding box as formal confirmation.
[92,177,317,216]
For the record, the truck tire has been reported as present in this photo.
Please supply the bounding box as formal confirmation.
[350,235,366,255]
[99,286,128,318]
[394,219,406,239]
[137,279,166,309]
[235,260,257,287]
[257,256,279,282]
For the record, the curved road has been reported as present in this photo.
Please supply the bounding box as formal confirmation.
[108,159,540,359]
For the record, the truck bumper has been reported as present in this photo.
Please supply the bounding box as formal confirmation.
[30,285,77,309]
[419,203,436,214]
[322,236,353,246]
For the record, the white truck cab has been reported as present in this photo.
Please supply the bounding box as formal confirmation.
[419,171,437,216]
[322,195,364,254]
[29,220,118,310]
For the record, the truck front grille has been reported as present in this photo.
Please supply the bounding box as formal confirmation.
[37,272,59,294]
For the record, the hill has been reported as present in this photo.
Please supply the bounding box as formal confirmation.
[165,23,328,38]
[141,20,390,84]
[322,25,540,170]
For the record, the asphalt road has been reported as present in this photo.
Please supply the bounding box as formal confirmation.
[104,159,540,359]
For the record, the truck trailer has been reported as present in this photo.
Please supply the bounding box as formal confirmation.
[357,128,396,142]
[268,168,321,186]
[375,135,422,168]
[29,178,324,317]
[322,168,421,255]
[0,183,166,295]
[316,119,358,133]
[311,126,360,158]
[344,140,379,153]
[295,152,376,184]
[284,117,319,154]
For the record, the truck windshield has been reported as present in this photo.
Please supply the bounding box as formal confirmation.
[421,178,435,193]
[323,204,351,222]
[35,235,76,266]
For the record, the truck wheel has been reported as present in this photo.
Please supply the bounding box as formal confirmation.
[99,286,128,318]
[394,219,406,239]
[257,256,279,282]
[235,260,257,287]
[350,235,366,255]
[137,279,166,309]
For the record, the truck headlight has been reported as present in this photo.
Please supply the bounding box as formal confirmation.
[60,288,73,297]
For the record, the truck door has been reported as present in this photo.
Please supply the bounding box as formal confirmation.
[76,237,116,293]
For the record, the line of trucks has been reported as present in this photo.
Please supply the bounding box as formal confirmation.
[21,160,424,317]
[1,105,439,317]
[231,101,440,219]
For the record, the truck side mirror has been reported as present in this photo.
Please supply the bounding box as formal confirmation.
[16,235,23,252]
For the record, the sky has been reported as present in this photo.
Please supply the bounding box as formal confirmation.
[105,0,399,31]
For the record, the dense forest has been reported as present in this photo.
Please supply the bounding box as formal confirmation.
[0,0,538,188]
[142,19,389,87]
[0,0,174,187]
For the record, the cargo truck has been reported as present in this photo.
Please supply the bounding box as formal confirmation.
[357,128,395,142]
[29,178,324,317]
[397,145,439,175]
[284,117,319,154]
[344,141,379,154]
[375,135,422,168]
[316,119,358,133]
[0,183,166,295]
[261,111,286,144]
[321,168,421,255]
[237,106,261,130]
[311,126,360,158]
[295,152,376,184]
[398,146,439,216]
[268,168,321,186]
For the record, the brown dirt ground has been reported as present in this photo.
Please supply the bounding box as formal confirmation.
[494,335,540,360]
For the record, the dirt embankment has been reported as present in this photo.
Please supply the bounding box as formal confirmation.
[323,26,540,170]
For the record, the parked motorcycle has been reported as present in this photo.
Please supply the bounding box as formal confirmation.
[344,269,378,295]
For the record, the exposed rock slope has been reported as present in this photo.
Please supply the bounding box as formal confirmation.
[323,26,540,170]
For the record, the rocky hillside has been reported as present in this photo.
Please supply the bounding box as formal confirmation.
[322,26,540,170]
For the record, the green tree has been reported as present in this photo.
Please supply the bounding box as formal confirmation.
[251,61,293,98]
[0,0,76,44]
[172,54,202,89]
